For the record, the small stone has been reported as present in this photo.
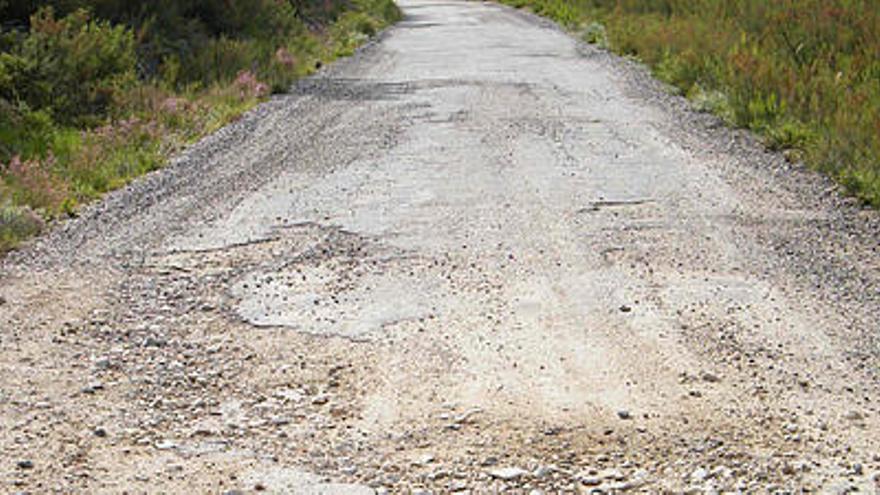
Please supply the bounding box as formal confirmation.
[427,470,447,481]
[489,467,529,480]
[311,394,330,405]
[454,408,482,424]
[94,357,112,370]
[447,481,467,492]
[690,467,709,483]
[601,468,625,481]
[155,440,177,450]
[16,460,34,470]
[94,427,108,438]
[619,305,633,313]
[270,417,290,427]
[853,463,864,475]
[578,474,601,486]
[0,296,6,305]
[142,336,166,348]
[617,410,632,420]
[700,372,721,383]
[82,381,104,394]
[844,411,863,421]
[533,466,553,478]
[254,483,266,492]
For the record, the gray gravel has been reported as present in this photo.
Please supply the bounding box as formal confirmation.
[1,0,879,493]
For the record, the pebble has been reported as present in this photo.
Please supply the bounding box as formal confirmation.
[844,410,863,421]
[601,468,625,481]
[81,381,104,394]
[617,410,632,420]
[94,427,108,438]
[701,372,721,383]
[579,475,601,486]
[142,336,166,348]
[690,467,709,483]
[453,408,482,424]
[533,466,553,478]
[17,460,34,470]
[619,305,633,313]
[155,440,178,450]
[448,481,467,492]
[489,467,529,480]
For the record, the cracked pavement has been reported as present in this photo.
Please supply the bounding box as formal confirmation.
[2,0,880,493]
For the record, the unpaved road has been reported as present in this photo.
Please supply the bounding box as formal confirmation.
[3,1,880,493]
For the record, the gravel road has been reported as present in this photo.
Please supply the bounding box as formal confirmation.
[2,0,880,492]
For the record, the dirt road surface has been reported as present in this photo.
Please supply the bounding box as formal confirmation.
[2,0,880,493]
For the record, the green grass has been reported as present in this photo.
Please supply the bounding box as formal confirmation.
[0,0,401,254]
[494,0,880,207]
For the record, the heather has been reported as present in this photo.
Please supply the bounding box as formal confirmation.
[0,0,401,253]
[499,0,880,206]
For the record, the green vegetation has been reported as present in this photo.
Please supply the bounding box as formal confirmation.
[498,0,880,206]
[0,0,401,253]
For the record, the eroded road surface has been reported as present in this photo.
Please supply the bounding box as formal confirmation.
[3,1,880,493]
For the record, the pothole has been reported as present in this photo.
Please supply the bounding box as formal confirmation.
[231,254,447,339]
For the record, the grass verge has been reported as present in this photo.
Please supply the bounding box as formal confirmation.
[494,0,880,207]
[0,0,401,254]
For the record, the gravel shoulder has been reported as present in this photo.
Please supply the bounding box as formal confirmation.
[2,0,879,493]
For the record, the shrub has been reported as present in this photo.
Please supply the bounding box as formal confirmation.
[0,199,44,251]
[0,7,137,124]
[1,154,68,213]
[581,22,608,49]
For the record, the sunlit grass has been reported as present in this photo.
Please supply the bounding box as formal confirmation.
[497,0,880,207]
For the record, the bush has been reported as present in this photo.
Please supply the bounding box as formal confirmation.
[0,199,44,251]
[0,7,136,124]
[1,154,69,212]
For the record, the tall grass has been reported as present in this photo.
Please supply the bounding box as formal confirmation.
[498,0,880,207]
